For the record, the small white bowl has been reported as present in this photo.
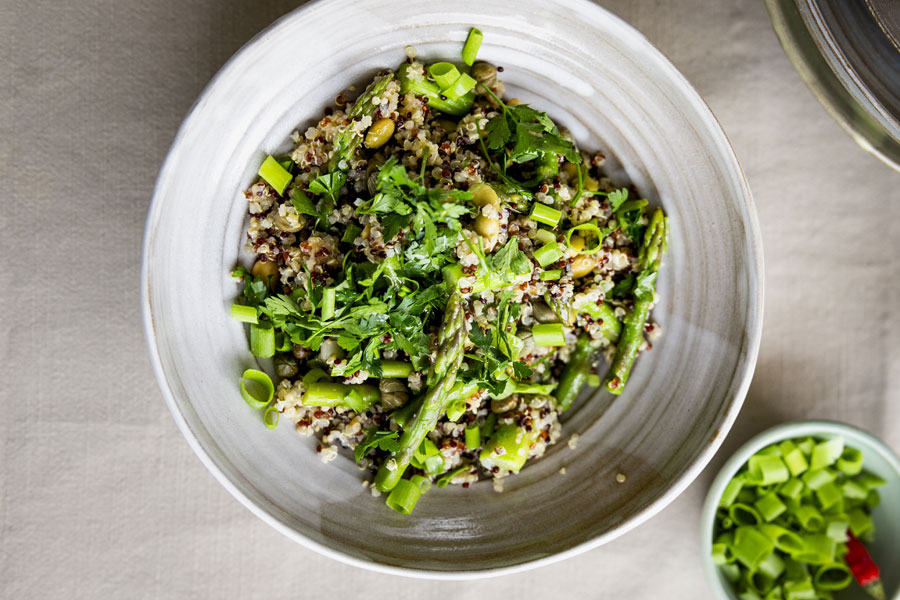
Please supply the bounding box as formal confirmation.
[701,421,900,600]
[143,0,763,577]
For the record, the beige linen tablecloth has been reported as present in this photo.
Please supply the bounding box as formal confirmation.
[2,0,898,597]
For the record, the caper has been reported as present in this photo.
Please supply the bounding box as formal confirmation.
[471,62,498,89]
[274,354,299,378]
[379,378,409,409]
[491,396,517,414]
[365,156,385,196]
[531,301,560,324]
[437,119,458,133]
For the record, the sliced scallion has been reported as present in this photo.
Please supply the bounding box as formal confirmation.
[258,155,293,195]
[321,287,336,320]
[462,27,483,66]
[753,493,786,522]
[380,360,412,379]
[385,477,423,514]
[778,478,804,500]
[747,454,789,486]
[465,425,480,450]
[565,223,603,255]
[249,322,275,358]
[424,454,445,475]
[836,447,863,476]
[533,241,564,267]
[273,331,292,352]
[731,526,774,569]
[443,72,477,99]
[532,323,566,347]
[809,438,843,470]
[533,228,557,245]
[540,269,562,281]
[231,304,258,324]
[263,405,279,429]
[813,563,852,591]
[428,62,460,89]
[713,435,881,599]
[240,369,274,409]
[436,465,470,488]
[529,203,562,227]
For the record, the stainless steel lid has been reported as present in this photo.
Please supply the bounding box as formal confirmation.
[767,0,900,171]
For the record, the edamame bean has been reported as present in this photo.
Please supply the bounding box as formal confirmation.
[364,118,395,149]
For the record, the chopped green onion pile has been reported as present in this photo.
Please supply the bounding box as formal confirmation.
[712,435,884,599]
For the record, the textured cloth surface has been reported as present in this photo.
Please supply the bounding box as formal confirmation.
[2,0,898,598]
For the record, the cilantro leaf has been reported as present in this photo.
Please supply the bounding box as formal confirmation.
[489,239,532,275]
[232,266,269,307]
[511,361,533,380]
[308,171,347,202]
[290,188,319,218]
[336,334,360,351]
[381,213,409,242]
[354,428,402,463]
[606,188,629,212]
[363,191,413,215]
[341,222,363,244]
[468,325,494,352]
[485,102,579,171]
[485,113,513,150]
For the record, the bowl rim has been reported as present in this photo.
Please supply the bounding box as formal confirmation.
[142,0,765,579]
[699,420,900,600]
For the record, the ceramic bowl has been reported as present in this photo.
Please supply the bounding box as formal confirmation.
[143,0,763,577]
[701,421,900,599]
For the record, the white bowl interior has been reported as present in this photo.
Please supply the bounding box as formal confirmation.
[143,0,762,576]
[701,422,900,600]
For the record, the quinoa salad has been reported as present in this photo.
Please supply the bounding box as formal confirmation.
[231,30,668,514]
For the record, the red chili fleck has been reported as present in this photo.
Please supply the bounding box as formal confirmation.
[845,532,882,592]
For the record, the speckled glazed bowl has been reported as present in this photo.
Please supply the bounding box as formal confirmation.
[143,0,763,578]
[701,422,900,600]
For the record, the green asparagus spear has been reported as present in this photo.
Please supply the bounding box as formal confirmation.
[603,207,667,395]
[327,72,395,172]
[479,423,539,472]
[554,335,595,411]
[374,294,467,492]
[308,72,396,226]
[581,302,623,342]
